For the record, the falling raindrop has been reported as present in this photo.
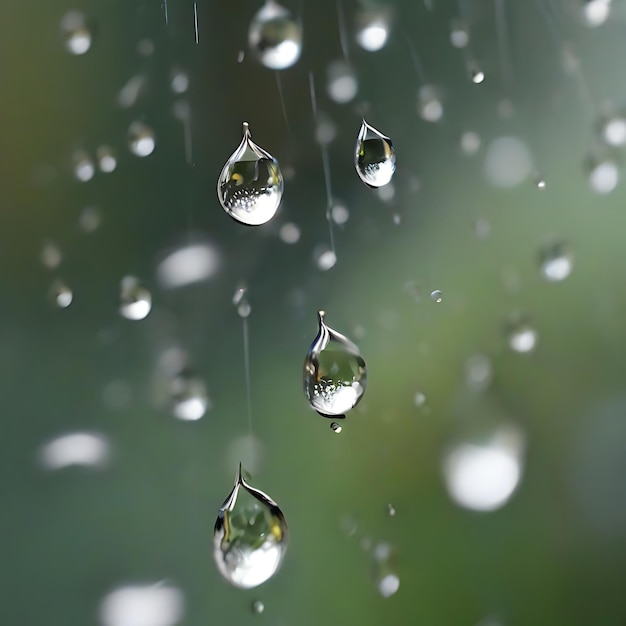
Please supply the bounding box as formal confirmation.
[303,311,367,418]
[540,241,574,282]
[326,60,358,104]
[355,9,391,52]
[248,1,302,70]
[73,150,95,182]
[128,121,156,157]
[119,276,152,321]
[50,280,73,308]
[330,421,342,434]
[60,10,92,55]
[171,370,210,421]
[251,600,265,614]
[430,289,443,303]
[213,465,288,589]
[97,146,117,173]
[417,85,444,122]
[449,18,469,48]
[354,120,396,188]
[506,315,538,353]
[217,122,284,226]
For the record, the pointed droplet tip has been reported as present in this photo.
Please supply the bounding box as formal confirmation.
[317,310,326,322]
[236,462,244,484]
[242,121,250,136]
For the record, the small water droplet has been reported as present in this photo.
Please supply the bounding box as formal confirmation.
[354,120,396,188]
[79,206,101,233]
[96,146,117,173]
[60,10,92,55]
[248,2,302,70]
[41,242,62,269]
[251,600,265,614]
[237,50,245,63]
[233,287,252,318]
[535,175,546,189]
[460,131,481,156]
[170,68,189,94]
[387,503,396,516]
[540,241,573,282]
[598,107,626,147]
[303,311,367,418]
[331,202,349,225]
[137,38,154,56]
[73,150,95,182]
[470,66,485,84]
[417,85,444,122]
[171,370,211,421]
[315,112,337,145]
[214,466,288,588]
[465,354,492,392]
[355,10,391,52]
[117,74,146,108]
[371,543,400,598]
[506,315,538,353]
[128,121,156,157]
[326,60,358,104]
[485,136,533,188]
[119,276,152,321]
[450,18,469,48]
[587,155,619,194]
[279,222,301,244]
[314,248,337,271]
[414,391,426,408]
[430,289,443,303]
[50,280,73,308]
[217,122,284,226]
[330,421,342,433]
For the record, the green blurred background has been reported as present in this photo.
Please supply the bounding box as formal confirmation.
[1,0,626,624]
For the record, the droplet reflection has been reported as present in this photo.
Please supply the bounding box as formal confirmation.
[354,120,396,188]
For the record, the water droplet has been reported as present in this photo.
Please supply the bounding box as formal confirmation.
[598,108,626,146]
[465,354,492,392]
[326,60,358,104]
[137,38,154,56]
[279,222,301,244]
[430,289,443,303]
[387,503,396,516]
[506,315,538,353]
[303,311,367,418]
[50,280,73,308]
[99,584,184,626]
[119,277,152,321]
[315,112,337,145]
[117,75,146,108]
[376,182,395,203]
[587,156,619,194]
[485,136,533,188]
[128,121,156,157]
[330,421,342,433]
[535,175,546,189]
[331,202,349,225]
[213,465,288,589]
[248,2,302,70]
[354,120,396,188]
[217,122,284,226]
[60,10,92,55]
[371,543,400,597]
[171,370,211,421]
[414,391,426,408]
[540,241,574,282]
[417,85,444,122]
[97,146,117,173]
[237,50,245,63]
[581,0,612,27]
[170,69,189,94]
[73,150,95,182]
[251,600,265,614]
[460,131,481,156]
[355,10,391,52]
[157,243,220,289]
[470,66,485,84]
[41,242,62,269]
[314,247,337,271]
[39,432,110,470]
[233,287,252,318]
[450,18,469,48]
[79,206,101,233]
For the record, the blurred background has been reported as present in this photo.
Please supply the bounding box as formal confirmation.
[1,0,626,624]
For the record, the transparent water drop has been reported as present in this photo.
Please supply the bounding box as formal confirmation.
[251,600,265,614]
[213,465,288,589]
[79,206,101,233]
[99,584,184,626]
[387,503,396,516]
[73,150,95,182]
[430,289,443,303]
[371,542,400,598]
[326,60,358,104]
[117,74,146,108]
[171,370,210,421]
[354,120,396,188]
[535,175,546,189]
[506,315,538,353]
[50,280,73,308]
[417,85,444,122]
[450,18,469,48]
[314,247,337,271]
[279,222,300,244]
[581,0,612,27]
[330,421,342,434]
[119,276,152,321]
[97,146,117,173]
[38,432,110,471]
[355,10,391,52]
[233,287,252,318]
[540,241,573,282]
[303,311,367,418]
[470,66,485,84]
[217,122,284,226]
[587,155,619,194]
[128,122,156,157]
[314,112,337,146]
[248,1,302,70]
[60,10,92,55]
[237,50,245,63]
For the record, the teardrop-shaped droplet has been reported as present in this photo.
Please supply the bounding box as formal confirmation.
[60,10,92,55]
[303,311,367,417]
[119,276,152,321]
[248,2,302,70]
[354,120,396,188]
[213,465,288,589]
[539,241,574,282]
[217,122,284,226]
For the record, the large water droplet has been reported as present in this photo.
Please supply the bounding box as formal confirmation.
[355,9,391,52]
[128,121,156,157]
[303,311,367,417]
[506,315,538,353]
[248,1,302,70]
[213,465,288,589]
[119,276,152,321]
[540,241,574,282]
[50,280,73,308]
[60,10,92,55]
[354,120,396,188]
[217,122,283,226]
[171,370,210,421]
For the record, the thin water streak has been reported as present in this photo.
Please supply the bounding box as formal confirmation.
[275,72,290,132]
[402,28,427,83]
[336,0,351,63]
[193,2,199,44]
[164,0,169,26]
[242,316,253,437]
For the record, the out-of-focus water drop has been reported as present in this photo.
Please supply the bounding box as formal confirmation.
[303,311,367,418]
[136,38,154,57]
[118,75,146,108]
[465,354,492,392]
[506,315,538,353]
[128,121,156,157]
[355,9,391,52]
[251,600,265,614]
[430,289,443,303]
[387,503,396,516]
[485,136,533,188]
[330,421,343,434]
[73,150,95,182]
[213,465,288,589]
[97,146,117,173]
[460,131,481,156]
[470,66,485,84]
[119,276,152,321]
[79,206,101,233]
[581,0,612,26]
[39,432,110,470]
[598,108,626,147]
[327,60,358,104]
[99,584,184,626]
[248,1,302,70]
[414,391,426,407]
[331,202,349,224]
[170,69,189,94]
[217,122,283,226]
[171,371,210,421]
[587,156,619,194]
[371,542,400,598]
[60,10,92,55]
[279,222,300,244]
[417,85,444,122]
[50,280,73,308]
[443,423,525,512]
[540,241,574,282]
[41,242,62,269]
[354,120,396,188]
[157,243,220,288]
[450,18,469,48]
[535,176,546,189]
[233,286,252,318]
[314,247,337,271]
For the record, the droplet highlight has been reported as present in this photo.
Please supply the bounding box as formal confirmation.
[540,241,574,282]
[354,120,396,188]
[128,121,156,157]
[303,311,367,418]
[217,122,284,226]
[60,10,92,55]
[119,276,152,321]
[213,465,288,589]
